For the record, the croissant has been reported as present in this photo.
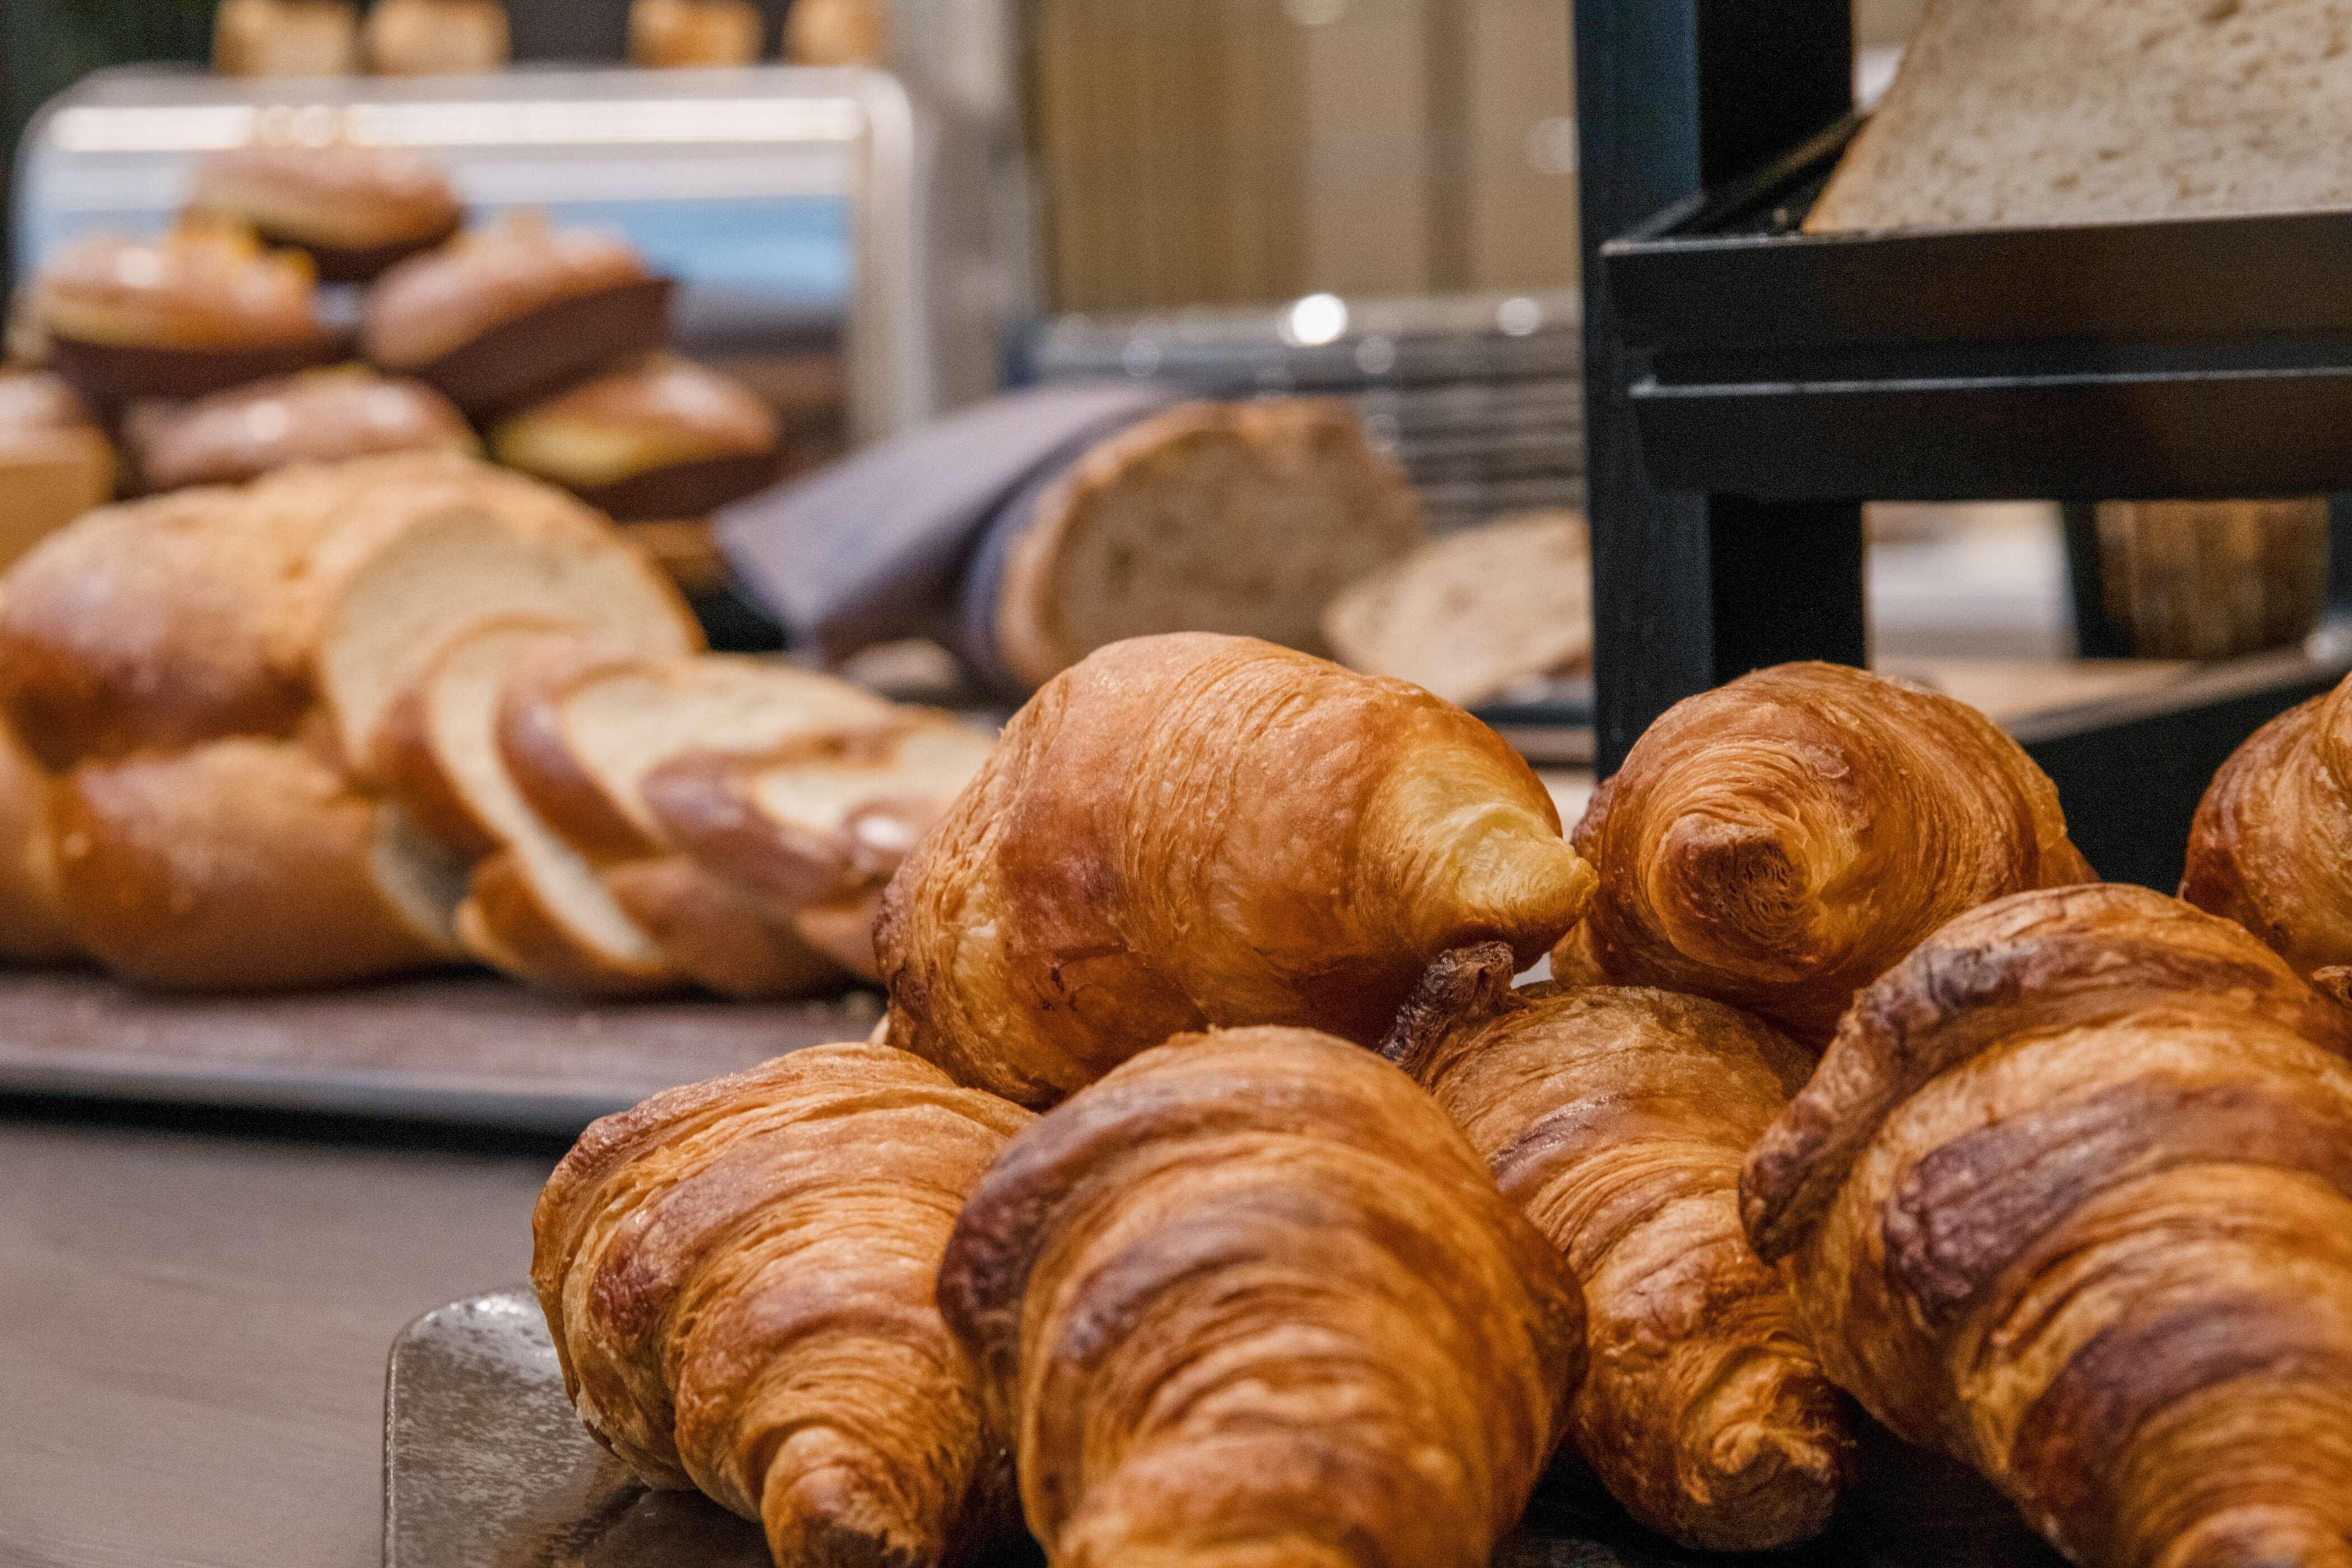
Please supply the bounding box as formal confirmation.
[1556,661,2092,1042]
[936,1025,1586,1568]
[530,1041,1033,1568]
[1742,883,2352,1568]
[2182,682,2352,993]
[1381,944,1854,1551]
[878,632,1596,1106]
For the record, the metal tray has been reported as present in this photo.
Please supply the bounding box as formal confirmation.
[1602,118,2352,501]
[0,971,880,1135]
[386,1289,2060,1568]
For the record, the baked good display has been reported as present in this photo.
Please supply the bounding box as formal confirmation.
[0,371,115,570]
[784,0,889,66]
[876,632,1596,1106]
[1743,883,2352,1568]
[2182,669,2352,993]
[1554,660,2093,1042]
[362,0,513,75]
[363,216,674,418]
[127,367,476,492]
[979,399,1423,691]
[1383,944,1854,1551]
[190,140,464,282]
[1322,509,1591,707]
[936,1026,1585,1568]
[32,222,343,403]
[533,1041,1032,1568]
[1808,0,2352,233]
[213,0,362,77]
[630,0,766,66]
[488,354,783,521]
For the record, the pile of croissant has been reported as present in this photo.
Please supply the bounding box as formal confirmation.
[534,636,2352,1568]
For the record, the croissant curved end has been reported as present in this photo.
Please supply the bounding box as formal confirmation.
[1646,810,1842,984]
[1682,1351,1855,1552]
[2153,1504,2352,1568]
[763,1446,944,1568]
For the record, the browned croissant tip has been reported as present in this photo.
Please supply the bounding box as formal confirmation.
[2154,1504,2352,1568]
[1376,941,1517,1074]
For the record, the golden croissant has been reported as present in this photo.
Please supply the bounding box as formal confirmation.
[1382,944,1853,1551]
[936,1025,1586,1568]
[1556,661,2091,1042]
[1743,883,2352,1568]
[531,1041,1033,1568]
[878,632,1596,1106]
[2182,678,2352,995]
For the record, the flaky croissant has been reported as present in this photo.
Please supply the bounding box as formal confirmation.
[1743,884,2352,1568]
[531,1041,1033,1568]
[2182,680,2352,994]
[1556,662,2092,1042]
[937,1025,1586,1568]
[878,632,1596,1106]
[1382,944,1853,1551]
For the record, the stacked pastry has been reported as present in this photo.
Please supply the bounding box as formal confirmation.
[537,644,2352,1568]
[18,138,791,567]
[0,450,989,997]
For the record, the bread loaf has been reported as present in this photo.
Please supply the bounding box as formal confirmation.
[1808,0,2352,233]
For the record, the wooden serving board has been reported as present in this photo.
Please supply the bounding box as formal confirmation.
[387,1291,2064,1568]
[0,970,882,1135]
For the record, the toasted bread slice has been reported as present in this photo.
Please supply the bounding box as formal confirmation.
[407,620,676,993]
[641,712,995,920]
[497,652,897,862]
[51,736,456,989]
[315,502,702,782]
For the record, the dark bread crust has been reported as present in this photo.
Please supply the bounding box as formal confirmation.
[566,448,783,523]
[48,329,348,405]
[252,213,461,284]
[398,277,675,419]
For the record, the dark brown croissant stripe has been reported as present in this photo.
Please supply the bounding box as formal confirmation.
[1742,883,2352,1568]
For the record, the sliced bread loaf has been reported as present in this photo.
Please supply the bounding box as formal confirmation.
[601,856,850,1001]
[990,399,1423,690]
[1808,0,2352,233]
[496,653,897,862]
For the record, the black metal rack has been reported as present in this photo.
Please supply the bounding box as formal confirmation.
[1571,2,2352,889]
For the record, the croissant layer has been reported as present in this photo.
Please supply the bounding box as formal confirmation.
[1743,884,2352,1568]
[1385,944,1854,1550]
[878,633,1594,1106]
[532,1041,1033,1568]
[937,1026,1586,1568]
[1557,662,2090,1042]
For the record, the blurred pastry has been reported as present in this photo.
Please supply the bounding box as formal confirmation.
[489,353,781,520]
[362,0,511,75]
[213,0,361,77]
[1324,510,1591,707]
[785,0,888,66]
[364,214,673,418]
[126,366,475,492]
[0,372,114,570]
[190,140,462,282]
[630,0,764,66]
[32,221,341,403]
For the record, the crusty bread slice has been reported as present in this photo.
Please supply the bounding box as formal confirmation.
[51,736,457,989]
[0,714,73,962]
[401,620,676,993]
[641,712,995,920]
[497,653,897,862]
[1321,511,1592,707]
[993,399,1422,690]
[602,856,850,1001]
[315,503,702,782]
[1807,0,2352,233]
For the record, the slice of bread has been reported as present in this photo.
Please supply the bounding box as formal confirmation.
[315,503,702,782]
[992,399,1423,690]
[1321,511,1592,707]
[1807,0,2352,233]
[51,736,456,989]
[639,712,996,921]
[497,653,898,862]
[399,620,677,994]
[602,856,850,1001]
